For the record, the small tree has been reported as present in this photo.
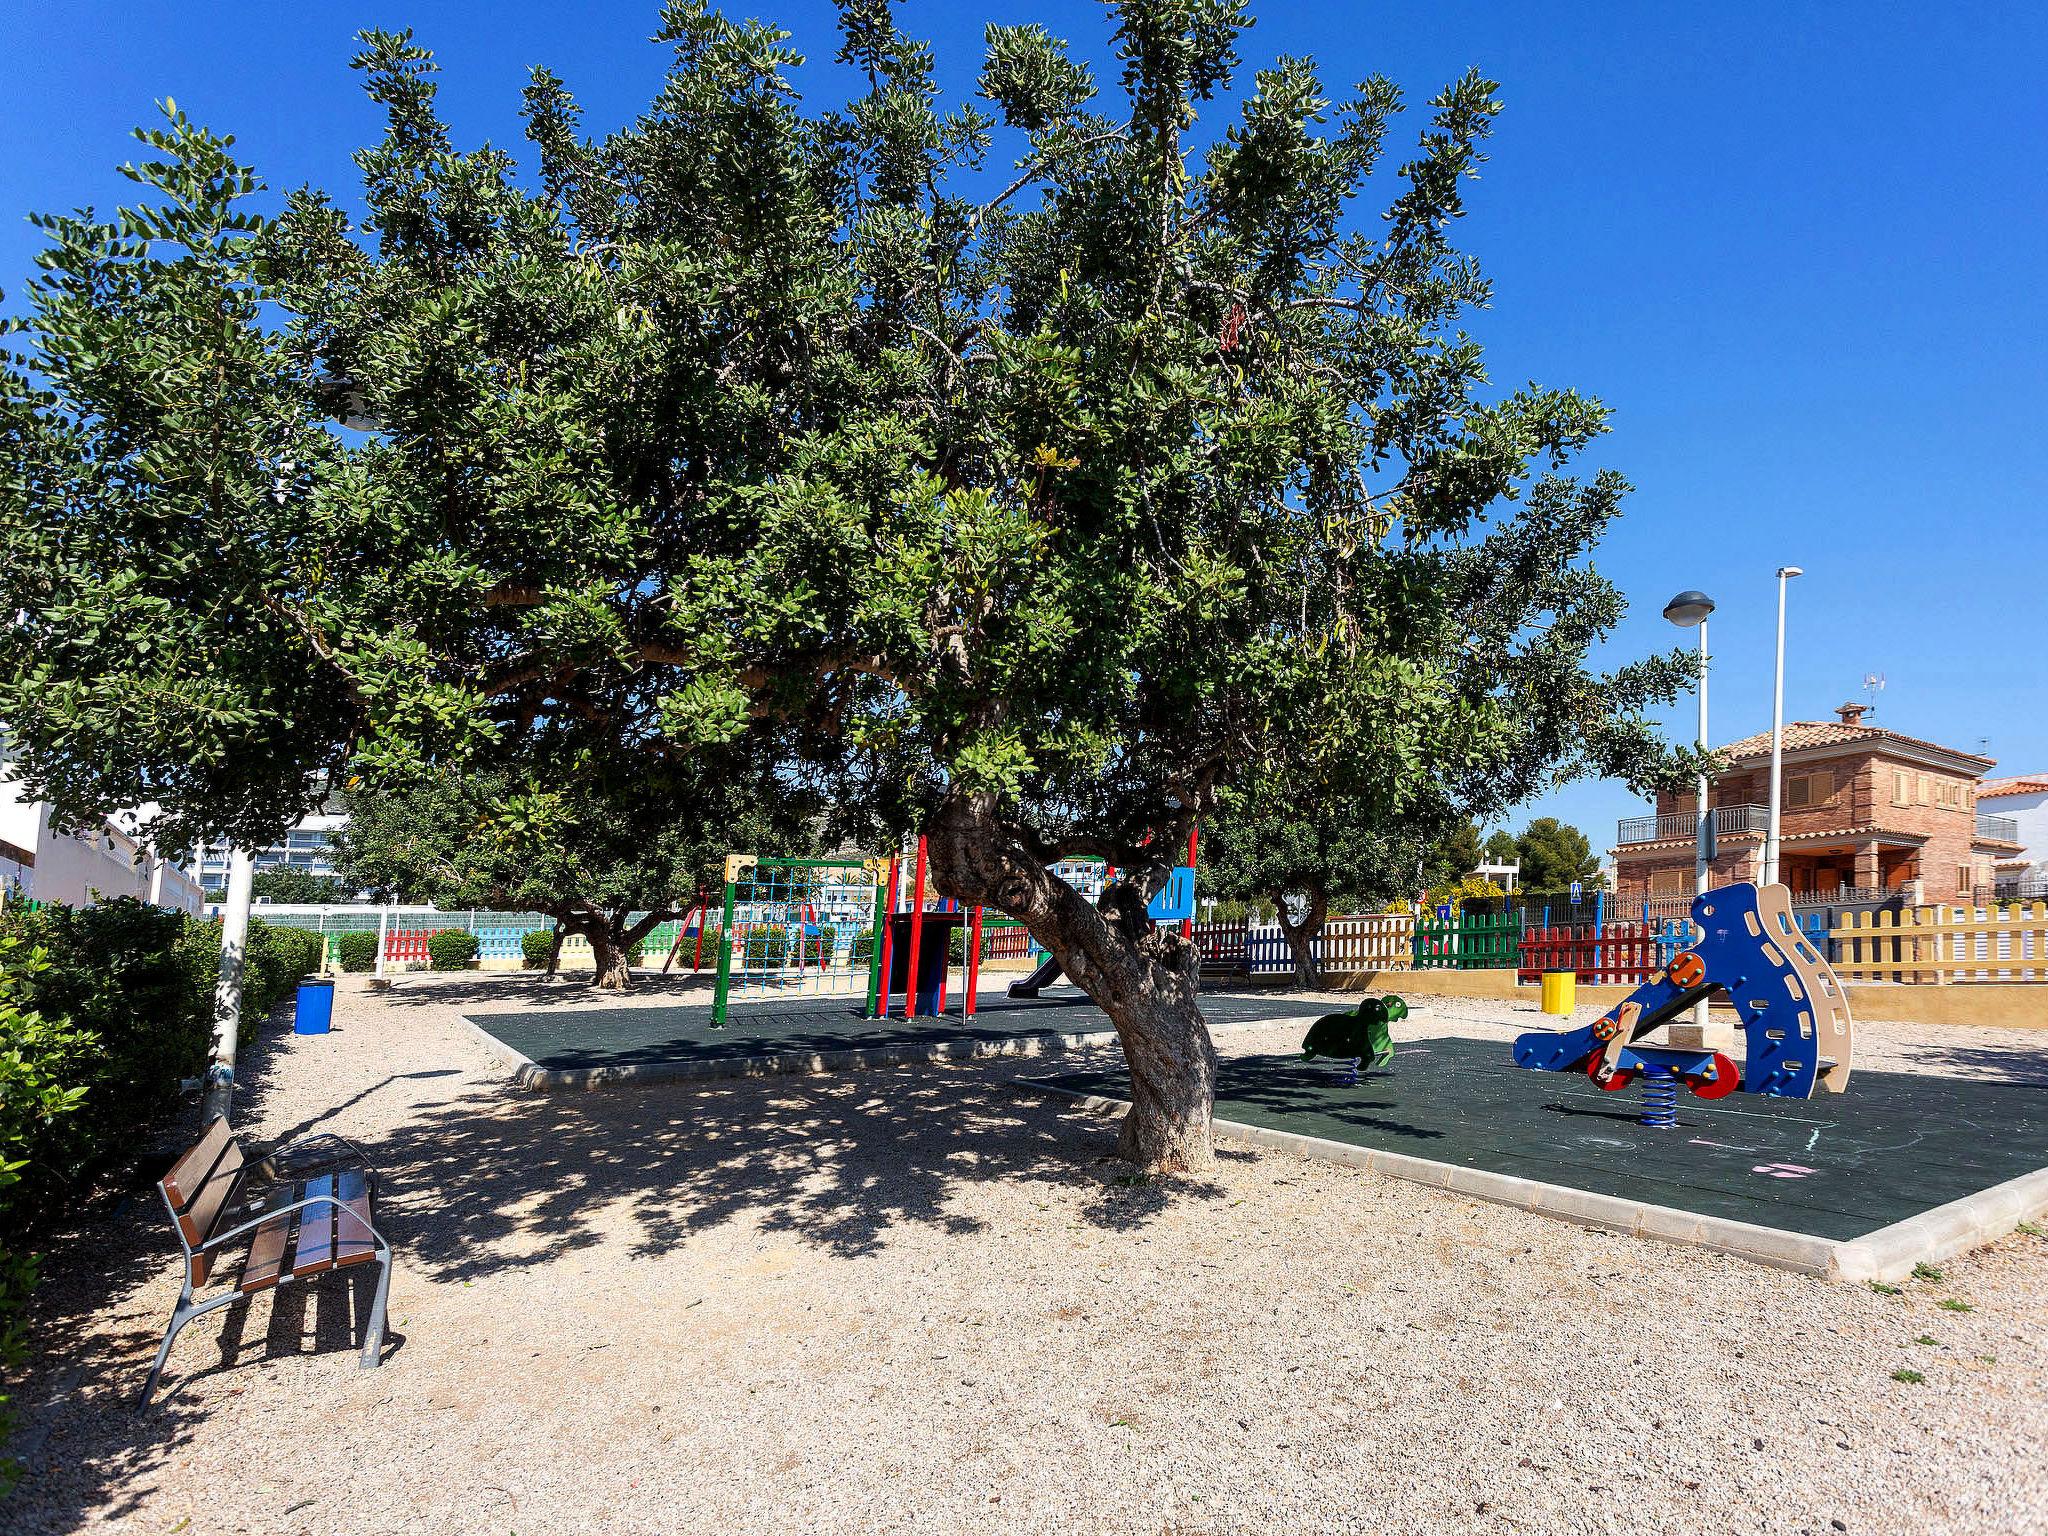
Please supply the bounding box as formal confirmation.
[1514,817,1600,892]
[1480,829,1519,866]
[333,768,800,990]
[1202,782,1454,988]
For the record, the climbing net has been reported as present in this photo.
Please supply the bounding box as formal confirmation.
[717,857,883,1008]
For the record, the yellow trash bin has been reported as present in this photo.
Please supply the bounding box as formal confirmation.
[1540,970,1576,1016]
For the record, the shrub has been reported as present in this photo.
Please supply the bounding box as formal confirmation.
[336,930,380,972]
[426,929,480,969]
[521,928,556,969]
[625,938,647,968]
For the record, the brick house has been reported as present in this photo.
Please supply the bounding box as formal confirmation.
[1611,703,2022,906]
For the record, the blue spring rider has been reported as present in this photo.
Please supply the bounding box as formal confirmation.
[1512,882,1855,1127]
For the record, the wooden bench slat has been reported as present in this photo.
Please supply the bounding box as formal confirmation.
[238,1182,302,1294]
[333,1168,376,1268]
[178,1141,248,1286]
[291,1174,337,1277]
[161,1118,233,1208]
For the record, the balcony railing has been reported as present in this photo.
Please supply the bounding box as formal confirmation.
[1616,804,1770,845]
[1976,812,2021,844]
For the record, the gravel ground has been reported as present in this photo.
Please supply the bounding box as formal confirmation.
[4,976,2044,1536]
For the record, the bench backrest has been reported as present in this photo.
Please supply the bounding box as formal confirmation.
[159,1118,247,1287]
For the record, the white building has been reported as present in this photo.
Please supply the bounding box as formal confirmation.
[1981,775,2048,898]
[0,777,203,913]
[197,806,350,895]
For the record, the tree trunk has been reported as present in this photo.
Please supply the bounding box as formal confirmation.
[545,925,565,977]
[1273,885,1328,991]
[589,921,632,992]
[924,793,1215,1173]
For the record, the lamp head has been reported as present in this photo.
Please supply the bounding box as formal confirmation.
[1661,590,1716,627]
[1777,565,1803,579]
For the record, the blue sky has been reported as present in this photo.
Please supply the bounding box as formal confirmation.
[6,2,2044,854]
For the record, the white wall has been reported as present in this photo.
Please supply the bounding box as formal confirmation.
[0,771,202,911]
[1988,786,2048,878]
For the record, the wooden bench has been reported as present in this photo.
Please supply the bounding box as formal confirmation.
[141,1118,393,1407]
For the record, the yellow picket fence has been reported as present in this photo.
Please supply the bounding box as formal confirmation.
[1830,903,2048,984]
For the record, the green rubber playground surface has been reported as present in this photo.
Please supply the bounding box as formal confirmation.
[468,986,1333,1074]
[1040,1037,2048,1241]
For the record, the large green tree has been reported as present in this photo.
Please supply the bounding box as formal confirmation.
[0,2,1691,1170]
[1514,816,1601,893]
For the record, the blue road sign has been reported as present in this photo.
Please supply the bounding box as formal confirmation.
[1570,880,1582,902]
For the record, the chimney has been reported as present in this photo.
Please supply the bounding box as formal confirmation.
[1835,701,1868,726]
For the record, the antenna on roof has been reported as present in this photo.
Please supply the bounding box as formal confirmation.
[1860,672,1885,718]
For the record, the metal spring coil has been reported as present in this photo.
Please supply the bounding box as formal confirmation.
[1640,1064,1680,1128]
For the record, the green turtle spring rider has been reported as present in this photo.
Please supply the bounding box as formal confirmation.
[1513,881,1855,1126]
[1302,995,1408,1083]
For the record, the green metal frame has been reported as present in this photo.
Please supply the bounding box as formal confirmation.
[710,855,881,1027]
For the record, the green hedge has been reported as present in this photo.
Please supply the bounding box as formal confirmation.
[427,929,480,969]
[522,928,556,968]
[336,929,380,972]
[0,896,320,1483]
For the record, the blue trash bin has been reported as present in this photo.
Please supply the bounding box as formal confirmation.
[294,978,335,1035]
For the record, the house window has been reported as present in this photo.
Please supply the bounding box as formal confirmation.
[1892,770,1910,806]
[1958,865,1973,894]
[1785,771,1834,809]
[1649,868,1686,897]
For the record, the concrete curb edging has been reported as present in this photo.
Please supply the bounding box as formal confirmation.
[1014,1079,2048,1283]
[460,1012,1308,1093]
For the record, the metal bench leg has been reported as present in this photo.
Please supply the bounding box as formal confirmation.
[360,1246,393,1369]
[137,1302,187,1410]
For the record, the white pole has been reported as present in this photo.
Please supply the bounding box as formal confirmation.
[1766,566,1802,888]
[1694,620,1711,1032]
[201,848,254,1124]
[375,900,391,980]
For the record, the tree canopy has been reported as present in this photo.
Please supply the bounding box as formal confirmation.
[1514,817,1601,891]
[0,0,1692,1167]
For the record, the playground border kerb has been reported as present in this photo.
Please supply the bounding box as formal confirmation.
[1013,1077,2048,1283]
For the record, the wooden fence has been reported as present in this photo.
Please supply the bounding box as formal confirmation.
[1191,914,1415,975]
[1830,903,2048,983]
[1412,911,1522,971]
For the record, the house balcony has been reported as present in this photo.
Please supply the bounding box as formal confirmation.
[1616,804,1770,846]
[1975,811,2020,845]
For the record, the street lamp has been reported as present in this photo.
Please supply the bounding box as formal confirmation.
[1664,590,1715,1038]
[1765,568,1803,887]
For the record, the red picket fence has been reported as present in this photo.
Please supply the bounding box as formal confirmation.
[979,923,1037,961]
[1516,922,1661,985]
[383,927,450,963]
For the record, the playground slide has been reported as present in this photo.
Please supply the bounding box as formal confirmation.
[1007,953,1063,998]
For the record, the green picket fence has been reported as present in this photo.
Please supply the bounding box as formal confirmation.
[1411,910,1522,970]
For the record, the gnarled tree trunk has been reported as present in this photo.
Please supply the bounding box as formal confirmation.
[1273,884,1328,991]
[925,792,1215,1172]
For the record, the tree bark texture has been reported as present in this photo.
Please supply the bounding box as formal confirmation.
[924,793,1216,1172]
[1273,884,1328,991]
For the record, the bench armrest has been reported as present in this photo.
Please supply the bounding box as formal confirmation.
[198,1192,386,1256]
[269,1130,377,1173]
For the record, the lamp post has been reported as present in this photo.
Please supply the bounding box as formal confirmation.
[1765,567,1803,888]
[1663,590,1716,1040]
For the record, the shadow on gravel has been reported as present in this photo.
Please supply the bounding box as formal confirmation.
[369,1064,1228,1279]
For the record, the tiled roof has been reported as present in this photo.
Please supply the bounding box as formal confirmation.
[1713,720,1995,770]
[1979,775,2048,799]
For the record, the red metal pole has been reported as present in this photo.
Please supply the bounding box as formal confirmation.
[965,905,984,1016]
[876,854,900,1019]
[904,836,929,1020]
[1182,825,1200,940]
